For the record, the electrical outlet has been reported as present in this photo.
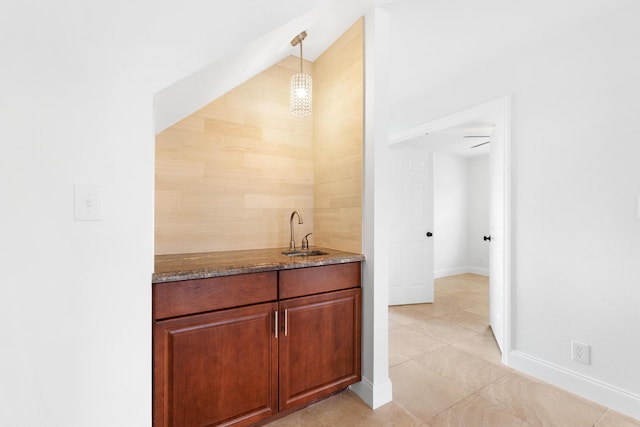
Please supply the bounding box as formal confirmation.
[571,340,591,365]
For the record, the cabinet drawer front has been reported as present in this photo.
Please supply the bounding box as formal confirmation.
[279,262,361,299]
[153,271,277,320]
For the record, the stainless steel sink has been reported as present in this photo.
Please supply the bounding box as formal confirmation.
[281,250,328,257]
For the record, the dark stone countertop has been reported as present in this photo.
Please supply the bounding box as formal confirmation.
[152,247,365,283]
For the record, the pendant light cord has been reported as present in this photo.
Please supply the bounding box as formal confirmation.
[299,40,303,73]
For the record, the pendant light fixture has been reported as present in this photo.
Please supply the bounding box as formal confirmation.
[290,31,312,117]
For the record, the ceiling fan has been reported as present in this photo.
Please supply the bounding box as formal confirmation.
[464,135,491,148]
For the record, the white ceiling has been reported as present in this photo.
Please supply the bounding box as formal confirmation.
[155,0,386,132]
[155,0,630,133]
[398,120,496,158]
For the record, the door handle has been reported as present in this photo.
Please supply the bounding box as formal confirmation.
[274,310,278,338]
[426,232,433,237]
[484,235,491,241]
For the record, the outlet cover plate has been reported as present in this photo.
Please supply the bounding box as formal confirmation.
[571,340,591,365]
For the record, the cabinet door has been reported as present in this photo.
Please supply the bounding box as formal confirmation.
[278,288,361,411]
[154,302,278,427]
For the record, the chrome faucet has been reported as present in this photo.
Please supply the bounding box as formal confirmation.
[289,211,303,250]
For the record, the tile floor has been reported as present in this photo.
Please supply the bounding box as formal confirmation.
[266,274,640,427]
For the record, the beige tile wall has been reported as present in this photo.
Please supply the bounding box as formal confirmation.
[313,18,363,253]
[155,56,315,254]
[155,19,363,255]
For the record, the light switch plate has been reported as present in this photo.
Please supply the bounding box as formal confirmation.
[74,185,103,221]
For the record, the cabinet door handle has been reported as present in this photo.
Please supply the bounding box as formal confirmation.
[284,309,288,337]
[274,310,278,339]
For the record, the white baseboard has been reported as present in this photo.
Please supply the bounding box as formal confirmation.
[467,266,489,276]
[434,266,489,278]
[508,350,640,421]
[350,377,393,409]
[434,266,468,278]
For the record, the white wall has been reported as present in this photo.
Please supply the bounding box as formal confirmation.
[394,3,640,418]
[467,155,490,274]
[433,153,490,277]
[354,6,393,409]
[0,1,332,426]
[433,153,469,276]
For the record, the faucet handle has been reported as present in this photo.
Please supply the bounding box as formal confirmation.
[301,233,312,250]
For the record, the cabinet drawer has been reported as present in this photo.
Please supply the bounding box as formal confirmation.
[279,262,361,299]
[153,271,277,320]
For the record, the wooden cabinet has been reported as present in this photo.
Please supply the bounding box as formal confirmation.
[153,262,361,427]
[279,288,361,411]
[153,303,278,427]
[153,271,278,427]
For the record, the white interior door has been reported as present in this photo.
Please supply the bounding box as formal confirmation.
[489,118,505,353]
[388,146,434,306]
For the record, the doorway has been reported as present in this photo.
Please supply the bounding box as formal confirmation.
[388,96,511,362]
[432,137,492,279]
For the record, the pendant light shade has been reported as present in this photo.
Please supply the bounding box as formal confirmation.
[290,31,312,117]
[290,73,312,117]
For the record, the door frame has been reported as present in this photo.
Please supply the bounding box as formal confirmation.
[389,95,512,364]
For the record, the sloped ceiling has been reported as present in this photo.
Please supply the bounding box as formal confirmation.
[154,0,391,133]
[154,0,630,134]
